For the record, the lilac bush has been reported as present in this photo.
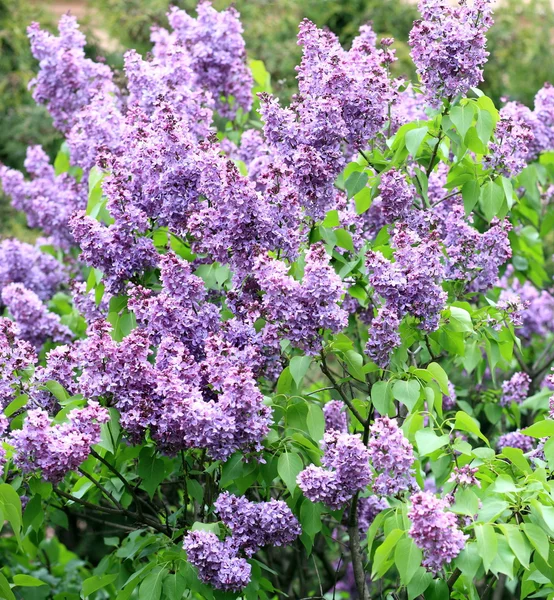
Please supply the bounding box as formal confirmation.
[0,1,553,598]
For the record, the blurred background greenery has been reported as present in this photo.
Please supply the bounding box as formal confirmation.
[2,0,554,237]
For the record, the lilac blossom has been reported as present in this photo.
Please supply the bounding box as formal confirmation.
[442,382,457,410]
[1,284,72,349]
[297,431,371,509]
[0,318,36,408]
[482,116,534,177]
[449,465,480,487]
[408,491,468,573]
[500,372,531,407]
[10,401,109,483]
[409,0,493,106]
[323,400,348,433]
[358,495,388,534]
[497,431,534,453]
[183,530,251,591]
[0,239,66,301]
[365,306,401,368]
[214,492,301,557]
[367,417,415,496]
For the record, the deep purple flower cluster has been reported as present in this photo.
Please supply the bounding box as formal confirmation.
[357,495,388,533]
[10,401,109,483]
[0,240,65,301]
[367,417,415,496]
[409,0,493,105]
[260,19,393,219]
[214,492,301,557]
[253,243,347,353]
[482,116,534,177]
[500,372,531,407]
[297,430,371,509]
[1,283,72,349]
[183,530,251,591]
[408,491,468,573]
[496,431,534,453]
[374,169,415,223]
[367,224,447,331]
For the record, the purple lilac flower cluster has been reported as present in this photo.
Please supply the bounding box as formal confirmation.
[297,431,371,509]
[409,0,493,106]
[260,19,393,219]
[10,401,109,483]
[500,372,531,407]
[482,116,534,177]
[367,224,447,332]
[442,382,457,410]
[0,318,36,408]
[365,306,401,368]
[408,490,468,573]
[449,465,480,487]
[323,400,348,433]
[497,431,534,453]
[367,417,415,496]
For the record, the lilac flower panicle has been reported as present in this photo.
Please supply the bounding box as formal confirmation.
[497,431,534,453]
[375,168,415,223]
[183,530,251,591]
[410,0,493,105]
[297,431,371,509]
[482,116,533,177]
[449,465,480,487]
[358,495,388,534]
[365,306,401,368]
[368,416,415,496]
[1,283,72,349]
[10,401,109,482]
[408,491,468,573]
[442,381,457,410]
[0,318,36,408]
[323,400,348,433]
[214,492,301,556]
[500,372,531,407]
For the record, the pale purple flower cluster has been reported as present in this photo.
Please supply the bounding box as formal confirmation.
[297,431,371,509]
[500,372,531,406]
[260,19,393,219]
[323,400,348,433]
[0,240,65,301]
[441,205,512,293]
[165,2,253,119]
[449,465,480,487]
[408,491,468,573]
[374,169,415,223]
[498,267,554,339]
[442,381,457,410]
[367,224,446,331]
[367,417,415,496]
[0,146,86,250]
[482,116,534,177]
[214,492,301,557]
[183,530,251,591]
[253,244,347,353]
[10,401,109,483]
[409,0,493,105]
[496,431,534,453]
[1,283,72,349]
[27,15,117,134]
[358,495,388,533]
[0,318,36,408]
[365,306,401,368]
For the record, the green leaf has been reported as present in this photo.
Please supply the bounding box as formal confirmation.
[447,307,473,332]
[522,523,550,562]
[451,488,480,517]
[343,350,366,382]
[0,573,16,600]
[289,356,312,388]
[137,449,166,498]
[405,127,428,156]
[462,180,480,216]
[82,574,118,597]
[450,103,475,139]
[162,573,187,600]
[321,210,339,228]
[407,568,432,600]
[354,187,372,215]
[345,171,368,199]
[306,403,325,442]
[372,529,404,578]
[499,524,531,569]
[424,579,449,600]
[480,180,504,221]
[426,363,449,395]
[12,575,47,587]
[454,411,489,444]
[392,380,421,411]
[277,452,303,495]
[300,499,323,542]
[475,523,497,572]
[395,536,423,585]
[415,429,449,456]
[139,567,167,600]
[476,108,494,145]
[371,381,393,415]
[23,493,44,532]
[521,419,554,438]
[0,484,22,543]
